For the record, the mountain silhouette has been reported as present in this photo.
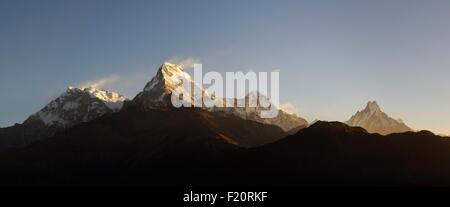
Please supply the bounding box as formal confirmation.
[1,115,450,186]
[243,121,450,186]
[0,100,289,186]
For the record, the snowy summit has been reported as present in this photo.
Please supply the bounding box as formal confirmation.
[27,86,127,127]
[345,101,412,135]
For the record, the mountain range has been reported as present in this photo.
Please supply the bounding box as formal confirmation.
[129,62,309,132]
[0,116,448,186]
[0,62,307,151]
[0,61,446,187]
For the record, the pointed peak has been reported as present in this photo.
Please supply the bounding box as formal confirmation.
[160,61,184,73]
[365,101,381,113]
[139,61,194,98]
[156,61,191,84]
[154,62,187,84]
[346,101,412,135]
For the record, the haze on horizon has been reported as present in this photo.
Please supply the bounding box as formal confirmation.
[1,0,450,135]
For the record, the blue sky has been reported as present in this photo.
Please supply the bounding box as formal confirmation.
[1,0,450,134]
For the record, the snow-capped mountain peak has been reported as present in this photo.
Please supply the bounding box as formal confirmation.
[82,86,127,111]
[143,62,191,92]
[135,62,200,103]
[346,101,412,135]
[26,86,127,127]
[160,61,185,77]
[131,61,308,132]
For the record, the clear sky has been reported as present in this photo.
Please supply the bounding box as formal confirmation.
[1,0,450,135]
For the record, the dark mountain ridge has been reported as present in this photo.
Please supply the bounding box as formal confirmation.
[0,102,287,186]
[1,112,450,186]
[243,121,450,186]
